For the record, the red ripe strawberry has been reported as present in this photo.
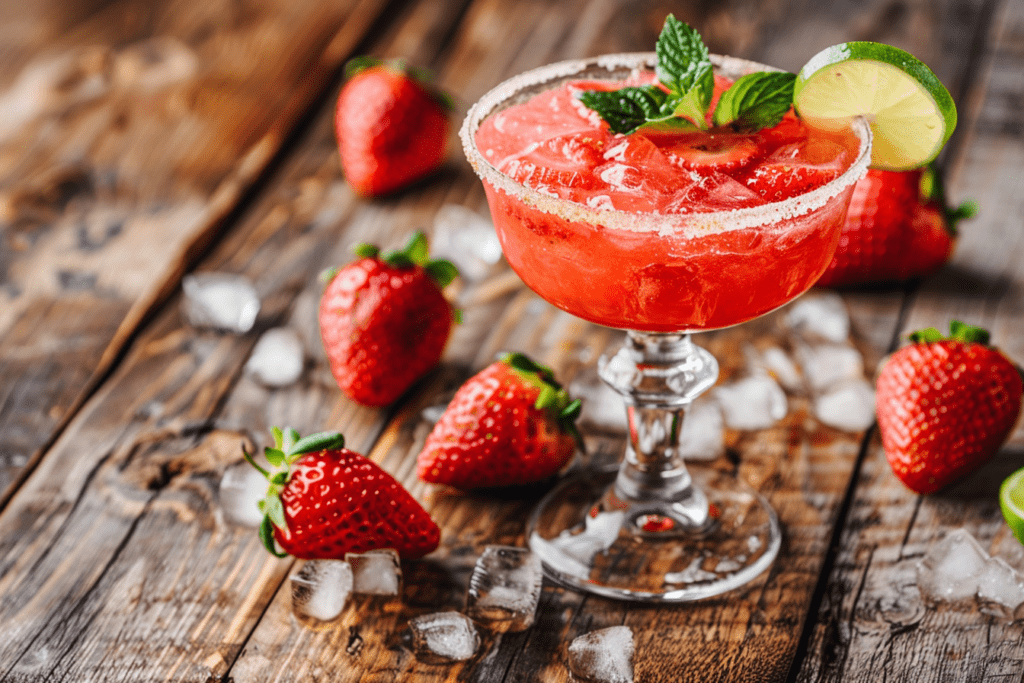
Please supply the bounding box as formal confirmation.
[320,231,458,406]
[647,129,765,174]
[815,166,976,287]
[417,353,582,490]
[335,57,450,197]
[245,428,440,559]
[876,321,1023,494]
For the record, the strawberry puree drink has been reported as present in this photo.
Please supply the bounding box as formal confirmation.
[467,55,869,332]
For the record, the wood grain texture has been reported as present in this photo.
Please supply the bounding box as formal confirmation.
[796,1,1024,681]
[0,0,1011,681]
[0,0,394,505]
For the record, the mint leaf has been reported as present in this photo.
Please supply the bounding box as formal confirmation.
[578,85,668,135]
[711,71,796,131]
[669,61,714,128]
[656,15,714,105]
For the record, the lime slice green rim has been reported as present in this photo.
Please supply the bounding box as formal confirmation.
[1000,466,1024,545]
[794,42,956,171]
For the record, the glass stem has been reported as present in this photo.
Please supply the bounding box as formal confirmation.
[597,331,719,529]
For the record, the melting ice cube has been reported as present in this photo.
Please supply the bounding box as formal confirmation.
[678,397,725,461]
[218,461,268,527]
[572,371,628,433]
[291,560,353,622]
[466,545,543,633]
[408,611,480,663]
[345,548,402,596]
[245,327,304,387]
[917,528,1024,617]
[814,379,876,432]
[747,345,803,393]
[181,272,260,333]
[714,375,787,431]
[431,204,503,281]
[785,291,850,343]
[566,625,635,683]
[796,343,864,394]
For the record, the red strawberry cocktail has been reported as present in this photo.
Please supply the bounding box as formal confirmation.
[461,45,871,603]
[469,56,866,332]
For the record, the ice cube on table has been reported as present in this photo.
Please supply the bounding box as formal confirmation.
[408,611,480,663]
[917,528,997,605]
[572,372,628,433]
[431,204,503,281]
[750,345,803,393]
[566,625,635,683]
[466,545,543,633]
[814,378,876,432]
[678,397,725,461]
[218,461,268,527]
[785,291,850,343]
[976,556,1024,618]
[796,343,865,394]
[291,560,353,622]
[181,272,260,333]
[713,375,787,431]
[345,548,402,596]
[245,327,304,387]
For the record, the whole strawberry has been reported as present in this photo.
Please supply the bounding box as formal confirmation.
[417,353,582,489]
[245,427,440,559]
[876,321,1023,494]
[335,57,451,197]
[816,165,976,287]
[320,232,458,406]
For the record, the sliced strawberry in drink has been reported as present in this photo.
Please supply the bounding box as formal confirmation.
[743,137,849,202]
[651,130,765,175]
[500,132,608,196]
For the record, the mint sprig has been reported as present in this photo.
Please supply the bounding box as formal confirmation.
[579,14,795,135]
[711,71,796,132]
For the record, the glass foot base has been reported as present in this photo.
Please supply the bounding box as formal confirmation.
[527,466,781,602]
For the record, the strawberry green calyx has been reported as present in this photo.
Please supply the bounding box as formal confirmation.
[344,56,455,112]
[243,427,346,558]
[352,231,459,288]
[578,15,794,135]
[501,352,583,443]
[909,320,990,346]
[920,164,978,237]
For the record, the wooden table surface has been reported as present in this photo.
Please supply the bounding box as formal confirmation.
[1,0,1022,680]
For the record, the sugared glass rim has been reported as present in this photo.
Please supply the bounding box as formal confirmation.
[460,52,872,238]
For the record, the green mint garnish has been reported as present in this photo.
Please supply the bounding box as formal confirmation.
[579,14,795,135]
[711,71,796,131]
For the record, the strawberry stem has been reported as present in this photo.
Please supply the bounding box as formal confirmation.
[909,320,990,345]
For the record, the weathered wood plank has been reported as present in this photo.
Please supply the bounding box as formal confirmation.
[797,0,1024,681]
[0,0,397,505]
[0,0,997,681]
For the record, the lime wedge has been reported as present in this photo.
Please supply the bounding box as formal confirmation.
[1000,466,1024,545]
[794,42,956,171]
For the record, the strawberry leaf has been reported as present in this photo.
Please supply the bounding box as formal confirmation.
[282,428,300,453]
[263,495,286,528]
[949,319,990,345]
[712,71,796,131]
[909,327,945,344]
[290,431,346,456]
[264,447,286,467]
[259,516,288,558]
[405,232,430,265]
[242,447,270,478]
[535,385,558,411]
[425,259,459,287]
[270,471,289,486]
[318,266,340,285]
[354,244,380,259]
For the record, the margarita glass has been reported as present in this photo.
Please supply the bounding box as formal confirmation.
[461,53,871,601]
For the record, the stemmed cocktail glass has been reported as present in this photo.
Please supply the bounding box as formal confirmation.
[461,53,871,601]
